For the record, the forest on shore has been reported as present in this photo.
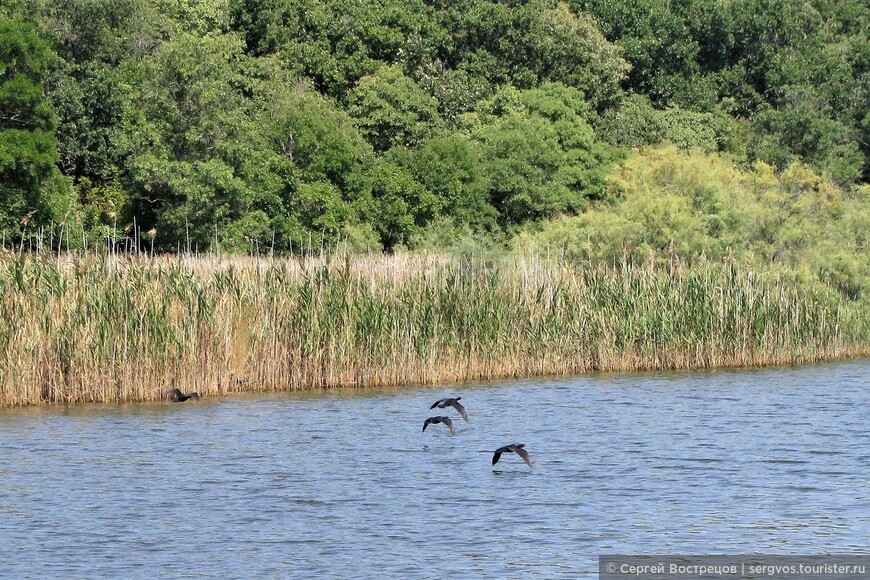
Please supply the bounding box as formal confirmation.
[2,0,868,300]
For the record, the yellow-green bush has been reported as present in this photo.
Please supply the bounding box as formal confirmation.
[515,146,870,299]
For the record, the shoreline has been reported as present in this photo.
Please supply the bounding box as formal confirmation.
[2,351,868,410]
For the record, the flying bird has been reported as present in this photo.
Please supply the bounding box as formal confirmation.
[492,443,532,467]
[430,397,468,421]
[170,388,200,402]
[422,416,456,435]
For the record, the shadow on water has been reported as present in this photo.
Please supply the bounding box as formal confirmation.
[491,469,534,478]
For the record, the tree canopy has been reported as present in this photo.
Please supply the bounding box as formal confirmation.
[0,0,867,254]
[0,15,75,237]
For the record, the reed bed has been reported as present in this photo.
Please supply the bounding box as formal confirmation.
[0,250,867,406]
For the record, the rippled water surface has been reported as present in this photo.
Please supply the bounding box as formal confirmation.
[1,360,869,578]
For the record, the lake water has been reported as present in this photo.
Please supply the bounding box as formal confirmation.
[1,360,868,578]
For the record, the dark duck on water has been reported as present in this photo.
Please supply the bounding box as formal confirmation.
[170,388,200,402]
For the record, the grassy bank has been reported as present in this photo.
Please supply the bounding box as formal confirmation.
[0,251,867,406]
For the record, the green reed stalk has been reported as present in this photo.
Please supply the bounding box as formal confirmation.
[0,251,867,406]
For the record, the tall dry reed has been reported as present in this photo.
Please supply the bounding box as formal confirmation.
[0,250,867,406]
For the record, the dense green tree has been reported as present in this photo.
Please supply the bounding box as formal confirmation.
[32,0,166,239]
[117,31,298,250]
[233,0,443,101]
[577,0,870,182]
[4,0,868,255]
[262,85,371,187]
[260,84,376,243]
[0,16,72,236]
[50,61,126,182]
[348,64,442,152]
[32,0,140,64]
[749,96,863,184]
[474,111,568,223]
[351,157,439,249]
[467,84,619,225]
[390,133,497,230]
[572,0,710,108]
[443,0,628,111]
[595,92,739,154]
